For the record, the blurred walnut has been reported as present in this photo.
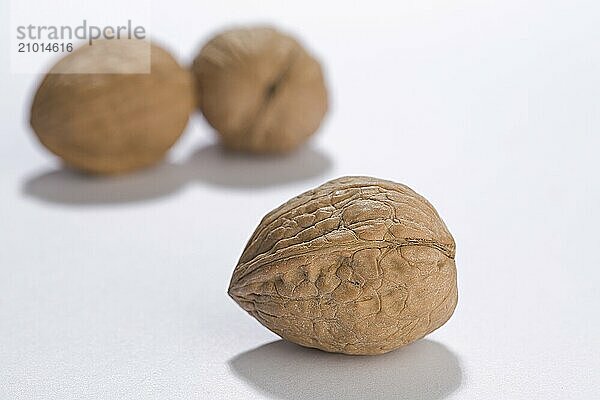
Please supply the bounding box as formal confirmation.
[30,40,195,174]
[229,176,457,355]
[192,26,328,153]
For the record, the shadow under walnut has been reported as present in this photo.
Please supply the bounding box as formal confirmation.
[229,339,462,400]
[22,144,333,205]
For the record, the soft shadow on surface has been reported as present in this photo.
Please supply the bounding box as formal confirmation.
[22,162,186,205]
[229,339,462,400]
[185,144,332,189]
[22,144,332,205]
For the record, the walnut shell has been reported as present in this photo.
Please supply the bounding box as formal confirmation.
[192,26,328,153]
[229,176,457,355]
[30,40,195,174]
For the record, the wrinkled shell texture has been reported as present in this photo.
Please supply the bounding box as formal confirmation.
[30,40,194,174]
[229,176,457,355]
[192,27,328,153]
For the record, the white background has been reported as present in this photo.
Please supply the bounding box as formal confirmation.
[1,1,599,399]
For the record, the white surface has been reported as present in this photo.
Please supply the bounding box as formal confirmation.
[1,1,600,399]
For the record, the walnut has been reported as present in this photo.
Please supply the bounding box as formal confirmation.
[192,26,328,153]
[30,40,195,174]
[229,176,457,355]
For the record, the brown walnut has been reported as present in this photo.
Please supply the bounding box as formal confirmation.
[229,176,457,355]
[192,26,328,153]
[30,40,195,174]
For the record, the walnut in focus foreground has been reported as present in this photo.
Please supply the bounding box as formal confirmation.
[192,26,328,153]
[229,176,457,355]
[30,40,195,174]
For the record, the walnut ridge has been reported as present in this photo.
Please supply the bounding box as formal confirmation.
[192,26,328,153]
[229,176,457,355]
[30,40,195,174]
